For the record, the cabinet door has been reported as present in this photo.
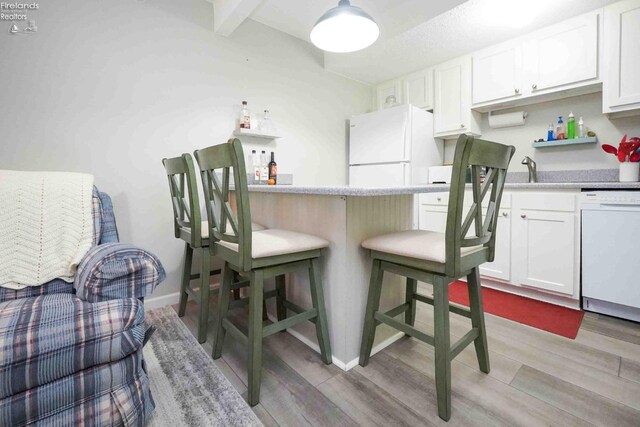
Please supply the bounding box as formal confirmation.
[434,58,466,135]
[603,0,640,111]
[472,42,523,105]
[479,210,511,281]
[418,205,448,233]
[515,210,575,295]
[403,69,433,110]
[527,11,599,93]
[376,80,403,110]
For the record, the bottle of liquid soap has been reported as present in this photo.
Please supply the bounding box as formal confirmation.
[260,150,269,184]
[578,116,585,138]
[240,101,251,129]
[567,112,576,139]
[268,152,277,185]
[555,116,565,140]
[251,150,260,184]
[547,124,555,141]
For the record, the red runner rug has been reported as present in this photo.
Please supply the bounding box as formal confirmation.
[448,281,585,339]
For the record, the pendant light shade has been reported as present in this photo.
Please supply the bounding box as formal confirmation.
[310,0,379,53]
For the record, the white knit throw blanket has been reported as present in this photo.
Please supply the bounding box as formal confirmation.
[0,170,95,289]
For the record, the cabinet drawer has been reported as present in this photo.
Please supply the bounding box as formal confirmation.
[514,192,576,212]
[420,192,449,205]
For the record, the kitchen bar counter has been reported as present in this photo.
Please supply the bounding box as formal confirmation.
[248,181,640,196]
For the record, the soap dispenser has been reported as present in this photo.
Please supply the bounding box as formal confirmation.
[555,116,565,140]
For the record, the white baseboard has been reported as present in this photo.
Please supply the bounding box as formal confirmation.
[144,292,180,311]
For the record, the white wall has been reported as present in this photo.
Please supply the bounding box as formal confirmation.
[0,0,371,298]
[444,92,640,172]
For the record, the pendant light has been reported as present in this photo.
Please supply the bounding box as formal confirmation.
[310,0,379,53]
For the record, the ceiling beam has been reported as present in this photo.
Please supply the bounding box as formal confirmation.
[213,0,263,36]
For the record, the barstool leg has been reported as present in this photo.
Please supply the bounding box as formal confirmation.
[405,277,417,328]
[275,274,287,322]
[359,259,384,367]
[212,263,233,359]
[433,275,452,421]
[197,248,211,344]
[309,258,332,364]
[467,267,490,374]
[247,269,265,406]
[178,243,193,317]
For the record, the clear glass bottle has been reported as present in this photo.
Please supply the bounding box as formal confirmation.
[240,101,251,129]
[251,150,260,184]
[259,109,274,134]
[260,150,269,184]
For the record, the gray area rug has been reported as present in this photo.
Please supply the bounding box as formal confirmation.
[144,306,262,427]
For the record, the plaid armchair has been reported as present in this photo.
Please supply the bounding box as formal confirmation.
[0,191,166,426]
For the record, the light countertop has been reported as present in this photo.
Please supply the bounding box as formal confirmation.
[246,181,640,196]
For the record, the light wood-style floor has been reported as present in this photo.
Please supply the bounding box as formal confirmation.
[176,282,640,427]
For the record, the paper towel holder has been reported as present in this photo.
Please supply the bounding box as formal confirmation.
[488,110,528,129]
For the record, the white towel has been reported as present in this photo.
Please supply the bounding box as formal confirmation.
[0,170,95,289]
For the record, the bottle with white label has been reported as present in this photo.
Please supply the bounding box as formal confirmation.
[260,150,269,184]
[251,150,260,184]
[240,101,251,129]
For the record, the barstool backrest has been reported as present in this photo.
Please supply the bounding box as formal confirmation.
[445,135,516,277]
[194,138,253,271]
[162,154,204,248]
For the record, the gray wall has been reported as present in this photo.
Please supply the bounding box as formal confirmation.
[0,0,372,298]
[444,92,640,173]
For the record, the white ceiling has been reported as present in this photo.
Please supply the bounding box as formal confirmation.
[249,0,620,85]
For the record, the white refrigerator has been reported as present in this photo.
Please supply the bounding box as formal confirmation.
[349,104,443,187]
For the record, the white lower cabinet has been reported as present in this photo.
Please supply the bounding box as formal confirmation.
[512,209,576,295]
[479,209,511,282]
[511,192,579,298]
[419,190,580,301]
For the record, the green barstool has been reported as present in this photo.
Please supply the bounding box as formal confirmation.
[194,138,332,406]
[358,135,515,421]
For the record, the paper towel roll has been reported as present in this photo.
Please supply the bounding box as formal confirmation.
[488,111,527,128]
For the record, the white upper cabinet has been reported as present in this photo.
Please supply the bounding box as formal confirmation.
[472,41,523,105]
[603,0,640,116]
[403,68,434,110]
[375,79,403,110]
[525,10,600,94]
[433,56,481,137]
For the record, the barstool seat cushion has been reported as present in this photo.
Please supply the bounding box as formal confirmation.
[217,229,329,259]
[361,230,483,264]
[182,221,267,239]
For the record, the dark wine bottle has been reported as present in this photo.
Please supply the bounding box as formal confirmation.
[268,152,277,185]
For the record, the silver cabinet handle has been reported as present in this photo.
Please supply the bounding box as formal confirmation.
[460,124,465,128]
[515,88,520,94]
[437,197,442,202]
[502,212,508,217]
[532,84,537,90]
[520,214,526,219]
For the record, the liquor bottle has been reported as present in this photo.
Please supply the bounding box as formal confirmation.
[260,150,269,184]
[251,150,260,184]
[240,101,251,129]
[268,152,277,185]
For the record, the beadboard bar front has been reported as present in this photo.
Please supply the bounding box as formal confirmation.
[243,190,414,370]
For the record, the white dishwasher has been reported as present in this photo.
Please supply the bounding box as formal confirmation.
[581,191,640,322]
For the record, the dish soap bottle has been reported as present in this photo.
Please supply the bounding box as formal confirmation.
[547,124,555,141]
[240,101,251,129]
[555,116,565,140]
[567,112,576,139]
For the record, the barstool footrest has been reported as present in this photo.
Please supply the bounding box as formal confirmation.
[450,328,479,360]
[374,303,411,326]
[262,308,318,337]
[222,318,248,346]
[413,293,472,319]
[374,312,434,346]
[189,269,222,280]
[283,300,316,324]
